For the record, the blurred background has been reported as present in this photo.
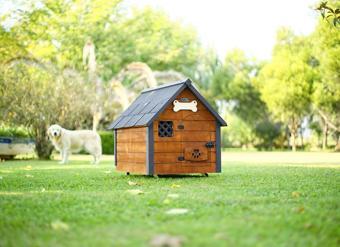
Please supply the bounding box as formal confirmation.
[0,0,339,160]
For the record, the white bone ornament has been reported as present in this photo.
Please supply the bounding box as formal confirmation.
[173,100,197,112]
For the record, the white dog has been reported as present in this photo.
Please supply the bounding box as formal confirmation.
[48,124,102,164]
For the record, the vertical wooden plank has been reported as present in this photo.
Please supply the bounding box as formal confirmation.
[146,124,154,175]
[216,122,221,173]
[114,129,117,166]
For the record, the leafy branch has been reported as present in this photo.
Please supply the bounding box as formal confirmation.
[315,1,340,27]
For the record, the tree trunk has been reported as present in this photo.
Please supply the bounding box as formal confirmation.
[322,122,328,150]
[289,117,298,152]
[291,131,297,152]
[83,39,102,131]
[34,126,53,159]
[93,109,102,131]
[335,133,340,152]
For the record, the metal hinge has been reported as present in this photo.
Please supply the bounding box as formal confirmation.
[177,124,184,129]
[205,141,215,148]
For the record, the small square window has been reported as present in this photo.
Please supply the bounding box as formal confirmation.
[158,121,173,137]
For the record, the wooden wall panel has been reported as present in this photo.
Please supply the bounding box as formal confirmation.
[157,88,216,121]
[116,127,147,174]
[151,88,218,174]
[117,131,146,143]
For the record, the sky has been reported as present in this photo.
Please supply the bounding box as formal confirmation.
[1,0,319,60]
[127,0,319,60]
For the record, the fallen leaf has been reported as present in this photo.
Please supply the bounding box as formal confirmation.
[291,191,300,198]
[51,220,69,231]
[165,208,189,215]
[163,198,171,204]
[150,234,184,247]
[171,184,181,188]
[126,189,144,195]
[25,174,34,178]
[214,232,229,240]
[128,181,138,186]
[167,194,179,199]
[294,206,305,213]
[304,223,313,229]
[24,165,32,171]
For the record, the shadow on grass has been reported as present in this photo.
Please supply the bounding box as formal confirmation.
[124,174,210,179]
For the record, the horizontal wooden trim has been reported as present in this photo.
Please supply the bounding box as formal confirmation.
[117,142,147,153]
[154,163,216,174]
[116,127,146,133]
[117,131,146,143]
[154,151,216,163]
[154,131,215,142]
[153,120,216,131]
[117,153,146,163]
[154,141,216,153]
[117,163,146,174]
[157,109,215,121]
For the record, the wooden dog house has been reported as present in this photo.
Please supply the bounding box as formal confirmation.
[108,79,227,175]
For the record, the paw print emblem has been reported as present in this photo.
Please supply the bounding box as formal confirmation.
[192,149,201,159]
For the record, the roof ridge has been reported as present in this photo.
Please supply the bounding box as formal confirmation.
[141,78,191,93]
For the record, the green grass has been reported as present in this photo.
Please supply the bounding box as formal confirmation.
[0,153,339,247]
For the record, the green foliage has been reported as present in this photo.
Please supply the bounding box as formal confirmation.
[311,19,340,131]
[1,1,202,81]
[222,113,255,148]
[256,28,316,150]
[0,62,95,159]
[315,1,340,26]
[0,125,30,138]
[98,131,114,155]
[212,49,280,149]
[258,28,315,122]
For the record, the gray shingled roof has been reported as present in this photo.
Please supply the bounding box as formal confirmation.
[108,79,227,129]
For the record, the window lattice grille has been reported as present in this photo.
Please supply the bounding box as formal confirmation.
[158,121,173,137]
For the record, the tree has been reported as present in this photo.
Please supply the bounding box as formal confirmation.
[1,1,202,80]
[211,49,279,149]
[257,28,315,151]
[0,61,94,159]
[311,17,340,150]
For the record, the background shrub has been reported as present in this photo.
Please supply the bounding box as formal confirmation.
[0,125,30,138]
[99,131,114,155]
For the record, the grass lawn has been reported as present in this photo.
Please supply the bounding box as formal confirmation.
[0,152,339,247]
